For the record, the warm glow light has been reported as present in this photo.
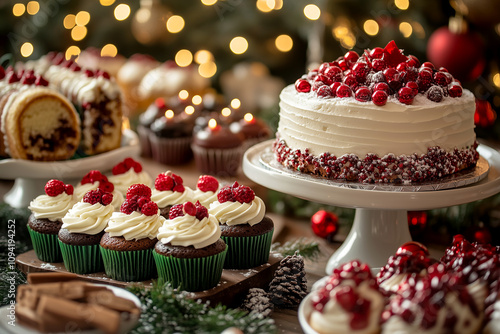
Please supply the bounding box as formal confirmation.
[26,1,39,15]
[184,105,195,115]
[208,118,218,129]
[273,0,283,9]
[229,36,248,55]
[194,50,213,64]
[341,35,356,49]
[333,26,349,39]
[230,98,241,109]
[13,3,25,16]
[71,25,87,41]
[275,34,293,52]
[221,107,231,117]
[75,11,90,26]
[178,90,189,100]
[198,61,217,78]
[63,14,76,29]
[20,42,34,57]
[201,0,217,5]
[244,113,254,122]
[101,44,118,57]
[100,0,115,6]
[165,109,174,119]
[256,0,273,13]
[399,22,413,38]
[166,15,185,33]
[192,95,202,105]
[412,21,426,39]
[65,46,81,60]
[304,4,320,20]
[395,0,409,10]
[363,19,379,36]
[493,73,500,88]
[114,4,130,21]
[175,49,193,67]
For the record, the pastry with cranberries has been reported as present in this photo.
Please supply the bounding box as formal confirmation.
[108,157,152,196]
[153,201,227,292]
[27,180,76,262]
[150,171,194,218]
[58,188,114,274]
[208,182,273,269]
[74,170,124,211]
[309,260,385,334]
[100,184,165,281]
[273,40,478,184]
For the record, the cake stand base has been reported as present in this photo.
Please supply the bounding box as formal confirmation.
[325,208,411,274]
[3,178,47,209]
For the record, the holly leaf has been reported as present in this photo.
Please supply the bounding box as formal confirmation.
[383,40,407,67]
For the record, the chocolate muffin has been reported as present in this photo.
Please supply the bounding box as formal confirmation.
[155,238,226,258]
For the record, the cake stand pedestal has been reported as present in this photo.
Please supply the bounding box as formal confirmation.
[243,140,500,274]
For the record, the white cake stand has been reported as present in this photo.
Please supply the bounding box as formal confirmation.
[243,140,500,274]
[0,129,141,209]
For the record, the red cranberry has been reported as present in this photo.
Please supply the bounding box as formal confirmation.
[338,59,348,71]
[324,66,343,82]
[372,58,386,71]
[295,79,311,93]
[335,285,357,311]
[404,67,418,82]
[452,234,465,245]
[34,75,49,86]
[352,62,369,82]
[330,82,341,97]
[355,86,371,102]
[448,84,462,97]
[383,68,399,82]
[372,90,388,106]
[426,86,444,102]
[406,55,420,68]
[315,74,333,86]
[421,61,435,70]
[396,241,429,256]
[374,82,390,94]
[96,70,111,79]
[343,73,358,89]
[336,84,352,98]
[369,47,384,59]
[85,69,94,77]
[7,72,19,84]
[398,87,414,105]
[21,73,36,85]
[417,70,432,92]
[433,72,448,87]
[318,62,330,75]
[396,62,407,72]
[405,81,419,96]
[307,70,318,80]
[344,50,359,65]
[0,66,4,80]
[316,85,333,98]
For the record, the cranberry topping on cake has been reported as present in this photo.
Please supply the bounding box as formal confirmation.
[217,181,255,204]
[80,170,114,193]
[44,179,73,197]
[83,188,113,206]
[196,175,219,192]
[112,157,143,175]
[120,185,158,216]
[169,201,208,220]
[377,250,433,286]
[154,171,185,192]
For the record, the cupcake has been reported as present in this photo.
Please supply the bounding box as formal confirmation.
[100,184,165,281]
[74,170,124,211]
[309,260,385,334]
[191,118,243,177]
[136,97,166,157]
[191,175,220,207]
[153,201,227,292]
[229,113,271,150]
[27,180,76,262]
[150,171,194,218]
[58,189,114,274]
[208,182,273,269]
[107,157,152,196]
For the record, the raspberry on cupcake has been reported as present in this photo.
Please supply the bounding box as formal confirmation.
[150,171,194,218]
[58,188,114,274]
[107,157,153,196]
[74,170,124,211]
[28,179,76,262]
[208,181,273,269]
[100,184,165,281]
[191,175,220,207]
[153,201,227,291]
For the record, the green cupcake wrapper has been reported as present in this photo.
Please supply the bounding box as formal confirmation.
[99,247,156,282]
[153,246,227,292]
[27,225,62,263]
[221,229,274,269]
[58,241,103,274]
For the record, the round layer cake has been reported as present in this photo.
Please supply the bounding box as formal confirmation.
[273,41,479,184]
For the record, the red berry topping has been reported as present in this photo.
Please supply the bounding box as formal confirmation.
[233,184,255,204]
[136,196,150,208]
[120,199,138,214]
[195,201,209,220]
[81,170,106,185]
[316,85,332,98]
[336,84,352,98]
[315,74,333,86]
[44,179,65,197]
[98,181,114,193]
[398,87,414,105]
[330,82,341,97]
[83,189,102,205]
[426,86,444,102]
[433,71,448,87]
[155,174,174,191]
[7,72,19,84]
[141,201,158,216]
[344,50,359,64]
[126,184,152,200]
[34,75,49,86]
[217,186,236,203]
[448,83,463,98]
[64,184,74,195]
[84,69,94,77]
[369,47,384,59]
[324,66,342,82]
[383,40,408,67]
[355,86,371,102]
[169,204,184,219]
[371,90,388,106]
[172,184,185,192]
[352,62,369,82]
[343,73,358,89]
[405,81,419,96]
[0,66,4,80]
[101,193,113,205]
[112,157,143,175]
[183,202,197,216]
[396,241,429,257]
[197,175,219,192]
[373,82,390,95]
[371,58,386,71]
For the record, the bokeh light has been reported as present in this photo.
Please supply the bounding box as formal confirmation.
[275,34,293,52]
[363,19,379,36]
[175,49,193,67]
[304,4,320,20]
[101,44,118,57]
[166,15,185,33]
[13,3,25,17]
[198,61,217,78]
[114,4,131,21]
[229,36,248,54]
[20,42,34,57]
[26,1,39,15]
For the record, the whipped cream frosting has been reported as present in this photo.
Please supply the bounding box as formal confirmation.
[278,84,476,157]
[310,280,384,334]
[108,169,153,195]
[484,299,500,334]
[105,210,165,241]
[74,182,124,211]
[192,187,219,207]
[151,187,194,209]
[61,201,114,235]
[28,192,76,222]
[209,196,265,226]
[157,214,221,249]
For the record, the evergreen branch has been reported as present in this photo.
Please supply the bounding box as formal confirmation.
[271,238,320,260]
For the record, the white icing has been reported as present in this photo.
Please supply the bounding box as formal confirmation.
[107,169,153,196]
[150,187,194,209]
[105,210,165,240]
[157,214,221,249]
[192,187,219,207]
[61,201,113,235]
[28,193,76,222]
[209,196,265,226]
[484,299,500,334]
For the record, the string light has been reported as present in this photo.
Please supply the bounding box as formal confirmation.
[165,109,174,119]
[399,22,413,38]
[63,14,76,29]
[395,0,409,10]
[114,4,131,21]
[244,113,254,122]
[101,44,118,57]
[229,36,248,54]
[26,1,39,15]
[184,105,195,115]
[166,15,185,33]
[304,4,320,20]
[194,50,213,64]
[100,0,115,6]
[275,34,293,52]
[20,42,34,57]
[201,0,217,5]
[198,61,217,78]
[221,108,231,117]
[71,25,87,41]
[13,3,25,16]
[179,90,189,100]
[208,118,218,129]
[493,73,500,88]
[230,98,241,109]
[363,19,379,36]
[256,0,273,13]
[65,46,81,60]
[192,95,203,105]
[75,11,90,26]
[175,49,193,67]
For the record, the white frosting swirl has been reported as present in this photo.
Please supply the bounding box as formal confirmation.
[28,193,76,222]
[107,169,153,196]
[150,187,194,209]
[61,201,114,235]
[208,196,265,226]
[485,299,500,334]
[105,210,165,241]
[192,187,219,207]
[157,214,221,249]
[74,182,124,211]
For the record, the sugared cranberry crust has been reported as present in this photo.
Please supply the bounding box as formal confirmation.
[217,181,255,204]
[296,40,464,105]
[112,157,143,175]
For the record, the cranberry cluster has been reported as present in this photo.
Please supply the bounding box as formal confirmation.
[169,201,209,220]
[196,175,219,192]
[0,65,49,86]
[154,171,185,192]
[121,184,158,216]
[45,52,111,79]
[44,179,73,197]
[80,170,114,193]
[217,181,255,204]
[83,188,113,206]
[112,157,143,175]
[295,41,463,105]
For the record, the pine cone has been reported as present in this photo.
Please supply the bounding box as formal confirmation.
[268,253,308,308]
[240,288,274,317]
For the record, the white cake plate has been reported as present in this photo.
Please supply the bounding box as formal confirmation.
[0,129,141,209]
[243,140,500,273]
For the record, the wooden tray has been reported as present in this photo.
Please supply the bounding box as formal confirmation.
[16,250,283,308]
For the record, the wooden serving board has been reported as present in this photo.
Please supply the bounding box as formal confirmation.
[16,250,283,308]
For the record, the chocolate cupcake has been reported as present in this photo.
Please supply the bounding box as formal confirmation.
[137,97,166,157]
[100,184,164,281]
[191,118,243,177]
[208,182,273,269]
[150,171,194,219]
[74,170,124,211]
[153,201,227,292]
[58,189,114,274]
[230,113,271,150]
[107,157,153,196]
[28,180,76,262]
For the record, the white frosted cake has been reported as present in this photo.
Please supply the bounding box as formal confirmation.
[273,41,479,184]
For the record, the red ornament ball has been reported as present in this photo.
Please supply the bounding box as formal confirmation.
[396,241,429,257]
[473,225,492,244]
[311,210,339,240]
[474,99,497,127]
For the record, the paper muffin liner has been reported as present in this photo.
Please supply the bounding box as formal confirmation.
[136,124,152,157]
[221,229,273,269]
[191,144,243,177]
[58,241,103,274]
[149,134,193,165]
[27,225,62,263]
[99,247,156,282]
[153,245,228,292]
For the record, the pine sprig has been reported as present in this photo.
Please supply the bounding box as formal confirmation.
[0,266,27,306]
[128,280,276,334]
[271,238,320,260]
